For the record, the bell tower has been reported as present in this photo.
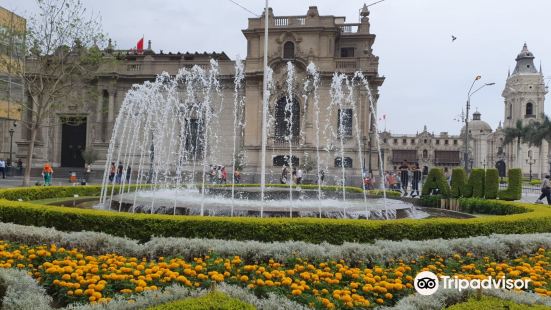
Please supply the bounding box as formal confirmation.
[502,43,546,128]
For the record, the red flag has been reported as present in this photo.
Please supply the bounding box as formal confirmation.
[137,37,144,53]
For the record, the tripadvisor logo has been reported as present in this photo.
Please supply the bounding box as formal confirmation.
[414,271,531,296]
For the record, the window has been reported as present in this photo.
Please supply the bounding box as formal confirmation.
[508,104,512,119]
[424,139,428,144]
[402,139,407,144]
[340,47,354,57]
[184,119,204,159]
[445,140,449,145]
[283,41,295,59]
[337,109,353,137]
[383,139,387,143]
[273,155,299,167]
[411,139,415,144]
[392,150,417,163]
[453,140,457,145]
[526,102,534,116]
[274,97,300,141]
[435,139,440,145]
[435,151,460,165]
[422,149,428,159]
[393,139,398,144]
[335,157,353,168]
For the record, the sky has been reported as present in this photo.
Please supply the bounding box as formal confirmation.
[3,0,551,135]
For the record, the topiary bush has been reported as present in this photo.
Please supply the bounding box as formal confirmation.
[147,291,255,310]
[450,168,467,198]
[498,169,522,201]
[484,169,499,199]
[421,168,450,198]
[467,169,486,198]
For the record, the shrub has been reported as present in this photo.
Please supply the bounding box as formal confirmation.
[421,168,450,198]
[0,186,551,244]
[446,295,550,310]
[498,169,522,201]
[467,169,485,198]
[458,198,528,215]
[530,179,542,186]
[0,268,52,310]
[484,169,499,199]
[450,169,467,198]
[147,291,255,310]
[418,195,442,207]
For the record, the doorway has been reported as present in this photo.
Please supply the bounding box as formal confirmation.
[61,117,86,167]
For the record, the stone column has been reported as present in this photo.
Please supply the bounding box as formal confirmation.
[108,90,115,136]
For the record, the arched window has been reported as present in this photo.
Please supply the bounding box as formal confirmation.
[508,104,512,119]
[274,97,300,142]
[422,149,428,159]
[273,155,299,167]
[283,41,295,59]
[335,157,353,168]
[526,102,533,116]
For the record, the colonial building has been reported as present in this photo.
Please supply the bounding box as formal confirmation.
[0,6,25,164]
[16,5,384,183]
[382,44,548,178]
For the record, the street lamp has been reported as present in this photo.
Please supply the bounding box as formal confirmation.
[464,76,495,171]
[8,124,15,176]
[527,157,536,181]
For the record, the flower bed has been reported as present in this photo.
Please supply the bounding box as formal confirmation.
[0,239,549,309]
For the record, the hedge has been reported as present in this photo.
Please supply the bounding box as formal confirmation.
[446,295,550,310]
[450,169,467,198]
[484,169,499,199]
[468,169,486,198]
[498,169,522,201]
[147,291,255,310]
[421,168,450,198]
[0,186,551,244]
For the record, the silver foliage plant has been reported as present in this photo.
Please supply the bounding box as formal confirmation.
[0,269,52,310]
[0,222,550,264]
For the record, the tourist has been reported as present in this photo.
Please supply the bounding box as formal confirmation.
[126,166,132,183]
[109,162,116,182]
[221,166,227,184]
[17,159,23,176]
[234,169,241,184]
[399,160,409,196]
[281,166,288,184]
[42,163,53,186]
[0,158,5,179]
[410,163,422,197]
[296,168,303,185]
[318,170,325,185]
[216,166,223,184]
[536,175,551,204]
[115,162,123,184]
[292,167,297,184]
[209,165,216,184]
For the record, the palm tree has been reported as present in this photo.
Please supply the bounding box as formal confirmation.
[503,120,529,168]
[527,115,551,177]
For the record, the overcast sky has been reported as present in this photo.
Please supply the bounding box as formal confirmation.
[3,0,551,135]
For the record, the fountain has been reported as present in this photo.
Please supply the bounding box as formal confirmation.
[98,59,424,220]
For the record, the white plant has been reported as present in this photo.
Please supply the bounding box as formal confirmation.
[0,269,52,310]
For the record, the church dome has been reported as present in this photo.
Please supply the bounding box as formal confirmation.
[513,43,538,75]
[516,43,535,60]
[461,111,492,135]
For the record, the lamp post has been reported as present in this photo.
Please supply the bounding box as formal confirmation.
[8,125,15,167]
[527,156,536,181]
[464,76,495,171]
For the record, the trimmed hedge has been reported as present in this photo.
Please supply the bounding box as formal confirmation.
[446,295,550,310]
[450,169,467,198]
[147,291,255,310]
[484,169,499,199]
[421,168,450,198]
[0,186,551,244]
[468,169,485,198]
[498,169,522,201]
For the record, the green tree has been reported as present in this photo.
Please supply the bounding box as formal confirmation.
[0,0,105,186]
[503,120,529,169]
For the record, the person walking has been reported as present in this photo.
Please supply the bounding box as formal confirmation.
[221,166,227,184]
[126,165,132,183]
[42,163,53,186]
[234,169,241,184]
[85,164,92,183]
[115,162,123,184]
[318,170,325,185]
[281,167,288,184]
[410,163,422,197]
[0,159,5,179]
[17,159,23,176]
[536,175,551,204]
[109,162,116,182]
[296,168,303,185]
[399,160,410,196]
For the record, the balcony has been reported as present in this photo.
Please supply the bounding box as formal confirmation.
[335,59,359,72]
[339,23,360,34]
[274,16,306,27]
[272,136,300,147]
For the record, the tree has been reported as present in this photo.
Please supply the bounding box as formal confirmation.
[81,148,99,165]
[0,0,105,185]
[524,116,549,178]
[503,120,529,169]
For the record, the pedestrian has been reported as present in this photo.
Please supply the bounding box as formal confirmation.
[281,166,288,184]
[210,165,216,184]
[126,165,132,183]
[399,160,410,196]
[0,158,5,179]
[234,169,241,184]
[217,166,223,184]
[296,168,303,185]
[42,163,53,186]
[536,175,551,204]
[221,166,227,184]
[410,163,422,197]
[292,167,297,184]
[17,159,23,176]
[115,162,123,184]
[318,170,325,185]
[109,162,116,182]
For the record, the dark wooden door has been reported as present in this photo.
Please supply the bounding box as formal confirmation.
[61,118,86,167]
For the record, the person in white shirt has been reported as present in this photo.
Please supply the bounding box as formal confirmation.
[0,159,5,179]
[296,168,303,185]
[536,175,551,204]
